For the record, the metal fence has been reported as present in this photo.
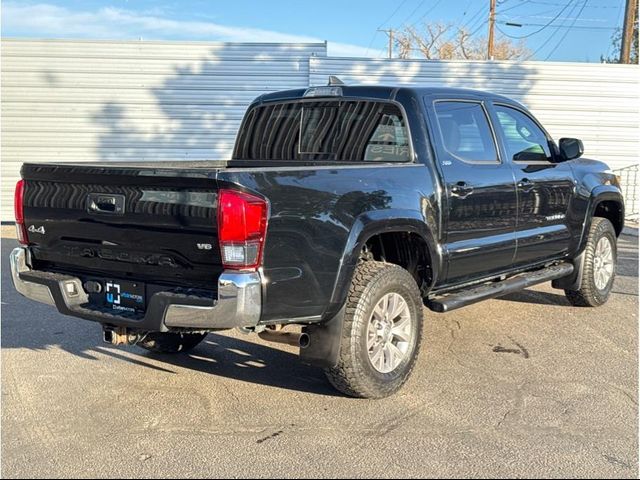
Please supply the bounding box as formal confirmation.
[613,164,639,220]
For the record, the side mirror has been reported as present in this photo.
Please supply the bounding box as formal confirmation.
[559,138,584,161]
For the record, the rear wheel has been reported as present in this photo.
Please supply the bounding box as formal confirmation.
[565,217,617,307]
[137,332,207,354]
[325,261,423,399]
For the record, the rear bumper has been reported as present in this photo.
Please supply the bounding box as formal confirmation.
[10,247,262,332]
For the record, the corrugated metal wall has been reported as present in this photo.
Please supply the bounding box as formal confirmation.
[310,57,640,172]
[1,39,326,219]
[2,41,638,220]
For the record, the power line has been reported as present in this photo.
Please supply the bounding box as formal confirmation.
[364,0,411,56]
[470,19,490,37]
[498,0,534,13]
[502,20,615,29]
[400,0,430,26]
[461,0,475,18]
[495,0,575,38]
[405,0,447,28]
[378,0,412,28]
[464,4,490,31]
[517,14,606,22]
[524,0,616,6]
[502,4,580,17]
[364,31,380,57]
[544,0,590,59]
[430,1,485,50]
[376,45,389,59]
[526,0,581,58]
[526,0,580,58]
[401,0,481,57]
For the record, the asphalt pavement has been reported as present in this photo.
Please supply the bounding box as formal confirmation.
[2,233,638,478]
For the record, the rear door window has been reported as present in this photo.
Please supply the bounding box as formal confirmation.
[233,100,411,162]
[433,101,499,164]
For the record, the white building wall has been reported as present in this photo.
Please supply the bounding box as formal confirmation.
[1,39,326,219]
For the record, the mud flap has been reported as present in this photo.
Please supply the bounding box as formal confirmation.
[300,304,345,369]
[552,251,585,290]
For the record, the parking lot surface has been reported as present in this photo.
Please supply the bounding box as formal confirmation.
[2,233,638,478]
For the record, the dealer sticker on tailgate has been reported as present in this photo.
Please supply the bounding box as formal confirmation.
[104,280,145,313]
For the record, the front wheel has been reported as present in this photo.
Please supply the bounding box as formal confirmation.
[137,332,207,354]
[325,261,424,399]
[565,217,617,307]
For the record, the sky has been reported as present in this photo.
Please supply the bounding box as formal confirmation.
[1,0,628,62]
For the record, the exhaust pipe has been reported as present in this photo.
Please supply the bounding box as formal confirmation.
[258,330,310,349]
[103,326,139,346]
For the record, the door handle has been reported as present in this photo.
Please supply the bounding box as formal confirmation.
[450,181,474,199]
[86,193,126,215]
[517,178,535,192]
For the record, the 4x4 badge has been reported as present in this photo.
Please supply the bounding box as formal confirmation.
[28,225,45,235]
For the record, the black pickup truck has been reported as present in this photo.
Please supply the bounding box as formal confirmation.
[11,82,624,398]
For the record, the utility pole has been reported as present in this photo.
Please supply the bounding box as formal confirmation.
[378,28,395,59]
[620,0,637,63]
[487,0,496,60]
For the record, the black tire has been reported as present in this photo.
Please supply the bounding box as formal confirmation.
[137,332,207,354]
[565,217,617,307]
[325,261,424,399]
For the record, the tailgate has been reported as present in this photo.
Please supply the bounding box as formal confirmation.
[21,163,224,289]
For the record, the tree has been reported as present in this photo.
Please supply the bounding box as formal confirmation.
[601,3,638,64]
[394,22,530,60]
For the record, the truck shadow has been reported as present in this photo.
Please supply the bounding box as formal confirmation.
[497,290,570,306]
[135,333,342,397]
[4,317,339,397]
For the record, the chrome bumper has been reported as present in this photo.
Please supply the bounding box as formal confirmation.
[9,247,262,331]
[10,247,57,306]
[163,272,261,329]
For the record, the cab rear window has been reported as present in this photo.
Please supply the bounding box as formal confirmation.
[233,100,411,162]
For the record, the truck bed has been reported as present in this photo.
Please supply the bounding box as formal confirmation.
[20,159,435,323]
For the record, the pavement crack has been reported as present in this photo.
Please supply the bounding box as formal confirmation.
[509,338,530,359]
[603,454,632,470]
[445,319,462,352]
[492,336,529,359]
[496,409,512,428]
[222,383,241,404]
[256,429,284,444]
[610,385,638,406]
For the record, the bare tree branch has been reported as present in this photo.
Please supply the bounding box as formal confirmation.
[457,29,471,60]
[394,22,531,60]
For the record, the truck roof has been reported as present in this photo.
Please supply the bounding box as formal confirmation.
[257,85,520,106]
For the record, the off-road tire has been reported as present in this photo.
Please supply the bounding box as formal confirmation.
[137,332,208,354]
[565,217,617,307]
[325,261,423,399]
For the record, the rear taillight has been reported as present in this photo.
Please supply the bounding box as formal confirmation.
[14,180,29,245]
[217,189,268,270]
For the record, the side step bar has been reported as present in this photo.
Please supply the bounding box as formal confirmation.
[427,263,574,313]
